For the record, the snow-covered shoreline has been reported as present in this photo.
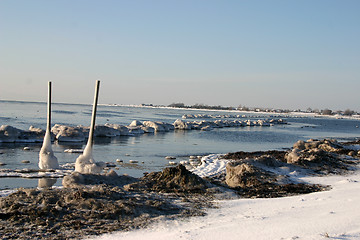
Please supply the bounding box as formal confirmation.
[93,166,360,240]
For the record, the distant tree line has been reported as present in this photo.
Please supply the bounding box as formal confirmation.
[167,103,358,116]
[319,108,356,116]
[168,103,235,110]
[168,102,186,108]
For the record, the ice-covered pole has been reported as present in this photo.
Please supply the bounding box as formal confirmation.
[47,81,52,132]
[75,80,105,174]
[86,80,100,151]
[39,81,59,169]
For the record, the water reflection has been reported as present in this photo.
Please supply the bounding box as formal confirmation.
[93,137,112,145]
[111,136,132,145]
[38,178,57,188]
[55,142,84,148]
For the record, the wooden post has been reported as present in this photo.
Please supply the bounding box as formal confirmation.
[47,81,52,132]
[87,80,100,147]
[39,81,59,170]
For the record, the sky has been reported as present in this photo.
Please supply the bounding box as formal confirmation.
[0,0,359,111]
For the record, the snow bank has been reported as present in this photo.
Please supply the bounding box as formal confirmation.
[92,168,360,240]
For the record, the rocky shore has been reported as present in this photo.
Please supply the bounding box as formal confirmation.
[0,138,359,239]
[0,166,218,240]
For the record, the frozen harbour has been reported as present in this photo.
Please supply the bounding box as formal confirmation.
[93,167,360,240]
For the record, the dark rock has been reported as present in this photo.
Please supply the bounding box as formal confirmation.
[225,162,276,188]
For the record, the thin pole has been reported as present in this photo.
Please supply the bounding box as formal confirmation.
[47,81,52,132]
[87,80,100,147]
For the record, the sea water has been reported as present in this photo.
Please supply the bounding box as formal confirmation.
[1,100,360,189]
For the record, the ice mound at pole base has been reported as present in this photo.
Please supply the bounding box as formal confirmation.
[39,131,59,169]
[75,145,105,174]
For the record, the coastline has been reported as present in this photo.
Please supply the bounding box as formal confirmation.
[1,138,359,239]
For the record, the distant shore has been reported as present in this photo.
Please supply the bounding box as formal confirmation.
[102,103,360,121]
[1,99,359,120]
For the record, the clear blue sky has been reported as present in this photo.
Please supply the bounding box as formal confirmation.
[1,0,359,111]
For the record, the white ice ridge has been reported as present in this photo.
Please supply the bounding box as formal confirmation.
[190,154,229,178]
[0,167,73,178]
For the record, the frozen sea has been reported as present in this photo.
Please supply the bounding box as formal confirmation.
[1,100,360,190]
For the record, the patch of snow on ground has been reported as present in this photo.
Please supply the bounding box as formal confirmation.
[190,154,228,178]
[0,189,16,197]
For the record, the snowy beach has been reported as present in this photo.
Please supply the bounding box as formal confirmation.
[95,171,360,240]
